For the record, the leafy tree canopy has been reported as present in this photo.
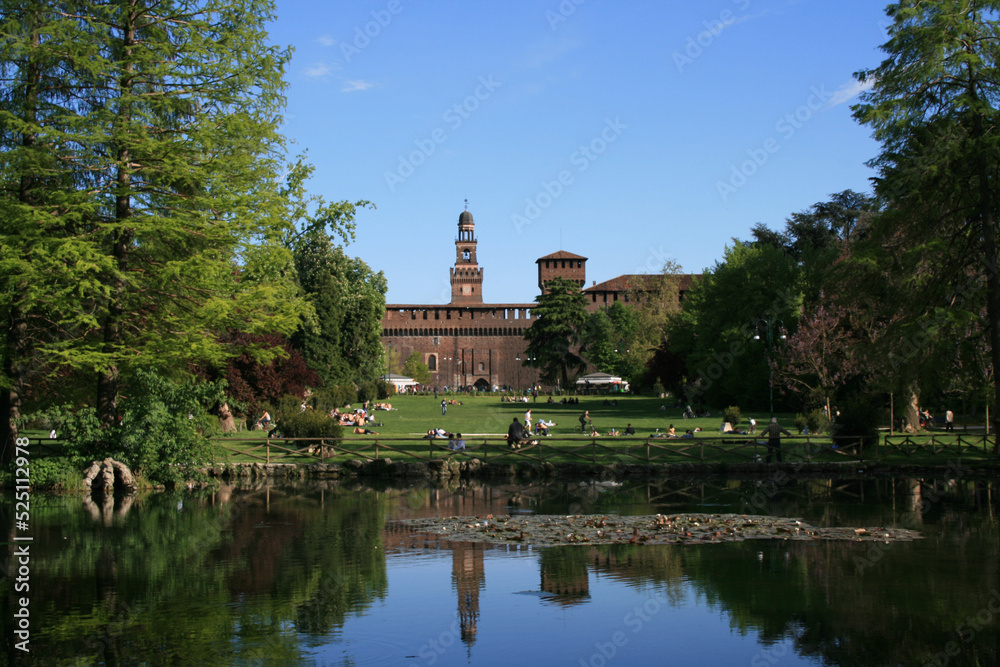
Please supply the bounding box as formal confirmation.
[524,277,590,389]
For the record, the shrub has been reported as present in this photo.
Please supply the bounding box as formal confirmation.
[806,408,831,435]
[19,457,80,491]
[723,405,741,426]
[34,370,224,484]
[356,380,379,404]
[793,413,808,434]
[279,408,344,439]
[317,384,357,410]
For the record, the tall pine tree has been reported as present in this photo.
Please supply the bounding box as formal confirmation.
[0,0,310,452]
[524,277,590,390]
[853,0,1000,441]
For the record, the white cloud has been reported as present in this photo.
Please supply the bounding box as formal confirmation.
[305,62,335,78]
[827,79,875,107]
[342,79,377,92]
[317,34,336,47]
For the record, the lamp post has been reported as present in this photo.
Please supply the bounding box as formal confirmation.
[515,356,521,393]
[753,316,785,420]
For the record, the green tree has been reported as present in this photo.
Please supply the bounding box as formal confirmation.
[852,0,1000,441]
[402,351,431,384]
[293,228,387,387]
[666,242,801,409]
[524,277,590,389]
[0,2,115,462]
[750,190,879,303]
[0,1,310,439]
[582,302,644,381]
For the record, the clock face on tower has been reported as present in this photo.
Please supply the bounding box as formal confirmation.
[462,285,471,295]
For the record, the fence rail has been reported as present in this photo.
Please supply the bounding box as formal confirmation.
[17,433,996,466]
[207,433,998,466]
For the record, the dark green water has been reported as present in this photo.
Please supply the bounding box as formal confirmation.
[2,475,999,666]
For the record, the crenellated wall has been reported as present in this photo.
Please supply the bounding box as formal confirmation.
[382,304,542,390]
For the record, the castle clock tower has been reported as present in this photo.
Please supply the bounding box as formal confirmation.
[450,202,484,304]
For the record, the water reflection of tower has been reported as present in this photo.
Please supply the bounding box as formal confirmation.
[451,541,485,646]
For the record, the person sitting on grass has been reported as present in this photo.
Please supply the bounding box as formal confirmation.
[448,433,466,451]
[535,419,556,436]
[507,417,527,449]
[353,427,378,435]
[666,424,676,437]
[624,423,635,436]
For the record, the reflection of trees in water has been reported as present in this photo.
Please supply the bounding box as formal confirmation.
[10,476,1000,666]
[674,479,1000,666]
[520,477,1000,667]
[7,484,390,665]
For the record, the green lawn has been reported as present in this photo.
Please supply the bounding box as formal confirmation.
[22,395,997,468]
[227,395,745,440]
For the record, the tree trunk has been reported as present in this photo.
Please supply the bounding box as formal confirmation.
[904,391,920,434]
[97,11,137,426]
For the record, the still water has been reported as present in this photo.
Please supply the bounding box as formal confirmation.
[3,474,999,666]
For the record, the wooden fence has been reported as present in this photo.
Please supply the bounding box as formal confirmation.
[211,433,993,466]
[880,434,995,459]
[20,433,995,466]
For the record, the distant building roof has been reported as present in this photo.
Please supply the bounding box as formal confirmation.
[536,250,587,262]
[584,274,697,292]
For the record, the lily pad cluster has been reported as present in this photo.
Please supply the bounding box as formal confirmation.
[393,513,922,546]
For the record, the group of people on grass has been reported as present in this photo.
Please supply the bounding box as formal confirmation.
[256,398,798,465]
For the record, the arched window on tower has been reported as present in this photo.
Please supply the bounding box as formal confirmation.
[463,249,470,260]
[428,355,437,371]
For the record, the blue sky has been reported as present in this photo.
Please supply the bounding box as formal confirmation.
[268,0,891,304]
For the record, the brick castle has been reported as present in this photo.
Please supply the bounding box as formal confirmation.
[380,205,692,390]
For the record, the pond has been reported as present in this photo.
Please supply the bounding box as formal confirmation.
[3,473,999,666]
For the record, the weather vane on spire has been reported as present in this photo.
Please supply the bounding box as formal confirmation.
[464,198,469,211]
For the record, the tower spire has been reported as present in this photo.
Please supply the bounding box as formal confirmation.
[451,205,483,304]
